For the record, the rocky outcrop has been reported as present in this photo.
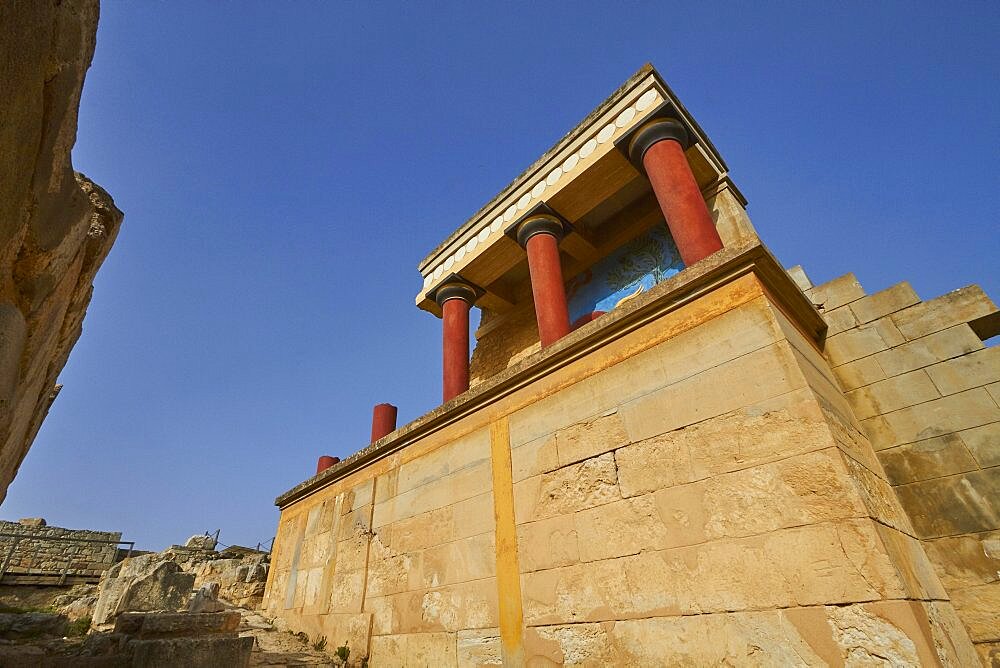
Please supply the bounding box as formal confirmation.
[0,0,123,502]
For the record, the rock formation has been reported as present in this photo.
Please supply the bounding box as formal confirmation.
[0,0,123,501]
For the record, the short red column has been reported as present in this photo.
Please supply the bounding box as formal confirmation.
[434,280,478,403]
[630,119,723,266]
[517,217,571,348]
[370,403,398,442]
[316,455,339,474]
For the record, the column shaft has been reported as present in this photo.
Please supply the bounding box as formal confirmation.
[642,137,723,266]
[442,297,471,402]
[370,403,398,442]
[525,232,571,347]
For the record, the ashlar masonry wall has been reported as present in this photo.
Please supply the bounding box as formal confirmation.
[799,270,1000,665]
[264,249,978,666]
[0,519,122,580]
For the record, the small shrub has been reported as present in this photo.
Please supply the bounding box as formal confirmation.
[67,616,91,637]
[312,635,327,651]
[335,641,350,663]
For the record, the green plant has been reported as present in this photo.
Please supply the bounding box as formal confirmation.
[67,616,91,637]
[335,641,350,663]
[312,635,327,651]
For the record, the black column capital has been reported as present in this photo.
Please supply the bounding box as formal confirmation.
[505,202,573,249]
[429,275,482,308]
[515,215,566,248]
[624,118,690,169]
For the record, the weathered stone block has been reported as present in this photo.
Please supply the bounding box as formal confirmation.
[825,323,892,366]
[516,515,579,572]
[574,494,668,562]
[456,628,502,666]
[823,304,859,336]
[807,273,865,311]
[950,583,1000,642]
[849,282,920,324]
[621,342,805,442]
[926,345,1000,396]
[875,324,984,377]
[786,264,812,291]
[877,433,979,485]
[373,458,493,529]
[894,469,1000,538]
[127,636,253,668]
[113,611,240,637]
[514,452,620,523]
[845,368,940,420]
[862,387,1000,450]
[962,421,1000,467]
[922,530,1000,590]
[891,285,998,341]
[0,612,67,639]
[552,409,628,468]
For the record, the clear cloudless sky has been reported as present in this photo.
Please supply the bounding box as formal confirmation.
[3,2,998,550]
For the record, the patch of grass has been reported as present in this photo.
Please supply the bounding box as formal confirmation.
[311,635,327,651]
[67,616,91,637]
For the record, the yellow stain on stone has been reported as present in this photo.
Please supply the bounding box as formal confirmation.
[489,415,525,667]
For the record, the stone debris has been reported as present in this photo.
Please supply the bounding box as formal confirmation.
[0,612,68,639]
[91,554,196,628]
[188,581,225,613]
[184,534,218,551]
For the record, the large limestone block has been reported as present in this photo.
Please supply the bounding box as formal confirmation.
[92,555,197,627]
[393,428,490,498]
[616,388,835,498]
[370,579,498,635]
[874,324,984,377]
[507,295,785,448]
[456,628,502,666]
[514,453,621,523]
[825,320,903,367]
[962,422,1000,467]
[646,448,869,550]
[845,369,940,420]
[862,387,1000,450]
[516,515,580,572]
[950,583,1000,643]
[922,530,1000,590]
[894,469,1000,538]
[376,491,494,554]
[373,457,492,528]
[822,304,859,336]
[835,355,887,391]
[521,519,907,625]
[370,632,458,667]
[926,345,1000,396]
[620,341,806,442]
[849,282,920,324]
[520,600,975,666]
[877,433,979,485]
[890,285,998,341]
[806,273,865,311]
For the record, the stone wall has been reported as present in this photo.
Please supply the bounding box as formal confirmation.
[798,269,1000,665]
[0,519,122,580]
[0,1,123,502]
[264,248,977,665]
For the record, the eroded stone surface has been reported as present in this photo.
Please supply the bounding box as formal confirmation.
[0,0,123,502]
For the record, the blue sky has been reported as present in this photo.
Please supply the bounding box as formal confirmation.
[3,2,998,550]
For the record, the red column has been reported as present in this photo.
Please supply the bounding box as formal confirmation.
[316,455,339,474]
[439,289,473,403]
[525,232,571,347]
[370,403,398,442]
[635,121,723,266]
[516,216,571,348]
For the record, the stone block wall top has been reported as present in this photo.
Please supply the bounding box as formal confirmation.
[808,269,1000,656]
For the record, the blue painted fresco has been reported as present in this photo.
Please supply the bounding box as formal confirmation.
[565,225,684,326]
